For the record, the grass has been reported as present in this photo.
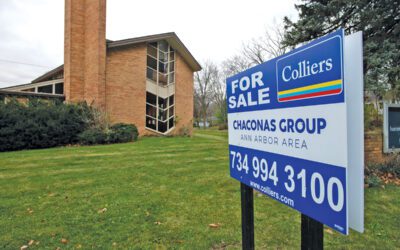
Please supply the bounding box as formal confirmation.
[0,129,399,249]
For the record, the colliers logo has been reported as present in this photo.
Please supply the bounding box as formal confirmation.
[276,35,343,102]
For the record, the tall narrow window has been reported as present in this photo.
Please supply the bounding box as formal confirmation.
[145,40,176,134]
[145,92,175,133]
[146,41,175,87]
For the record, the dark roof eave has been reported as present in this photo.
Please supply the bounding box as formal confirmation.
[0,90,65,99]
[107,32,202,72]
[31,64,64,83]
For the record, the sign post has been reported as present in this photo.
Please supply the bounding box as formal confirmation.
[240,183,254,250]
[227,29,364,247]
[301,214,323,250]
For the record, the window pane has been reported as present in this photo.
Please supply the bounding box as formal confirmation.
[159,41,168,52]
[169,51,175,61]
[159,51,167,63]
[158,96,167,109]
[158,109,167,121]
[169,95,174,106]
[158,61,167,73]
[168,117,174,129]
[22,88,35,92]
[38,85,53,93]
[149,42,157,48]
[158,73,168,86]
[146,116,157,130]
[146,92,157,106]
[169,106,174,118]
[55,83,63,94]
[146,104,157,118]
[147,44,157,58]
[168,62,174,73]
[146,68,157,82]
[158,120,167,133]
[147,56,157,70]
[168,72,175,84]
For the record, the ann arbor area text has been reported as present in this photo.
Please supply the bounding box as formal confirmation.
[240,134,308,149]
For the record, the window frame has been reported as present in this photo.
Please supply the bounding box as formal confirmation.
[145,40,177,135]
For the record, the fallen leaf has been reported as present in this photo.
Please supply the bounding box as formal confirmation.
[324,228,334,235]
[20,245,28,250]
[61,238,68,244]
[208,223,221,229]
[28,240,34,246]
[76,244,82,249]
[56,247,61,250]
[145,211,150,217]
[98,208,107,213]
[48,193,55,197]
[154,221,162,225]
[27,208,34,214]
[112,242,117,247]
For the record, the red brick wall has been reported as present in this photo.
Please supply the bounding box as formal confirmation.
[83,0,106,109]
[105,44,148,135]
[173,53,194,136]
[105,45,194,137]
[64,0,106,108]
[64,0,85,102]
[365,130,390,164]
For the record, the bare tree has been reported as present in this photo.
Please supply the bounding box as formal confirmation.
[242,21,288,65]
[194,61,220,128]
[221,55,252,77]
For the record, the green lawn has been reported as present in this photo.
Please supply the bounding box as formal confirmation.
[0,129,399,249]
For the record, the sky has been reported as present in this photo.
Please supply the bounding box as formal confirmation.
[0,0,298,88]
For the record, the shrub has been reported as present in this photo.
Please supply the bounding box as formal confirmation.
[178,126,191,137]
[379,154,400,177]
[0,99,139,150]
[78,128,108,145]
[0,99,91,151]
[364,103,382,131]
[108,123,138,143]
[218,123,228,130]
[365,174,382,187]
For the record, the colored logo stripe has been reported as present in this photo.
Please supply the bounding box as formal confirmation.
[279,88,342,102]
[278,79,342,102]
[279,83,342,98]
[278,79,342,96]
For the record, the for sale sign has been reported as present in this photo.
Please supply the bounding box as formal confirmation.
[227,29,364,235]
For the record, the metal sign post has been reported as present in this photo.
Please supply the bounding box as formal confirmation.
[301,214,323,250]
[241,183,254,250]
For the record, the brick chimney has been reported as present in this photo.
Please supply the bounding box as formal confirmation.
[64,0,106,109]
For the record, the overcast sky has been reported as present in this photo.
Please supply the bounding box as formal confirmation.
[0,0,298,88]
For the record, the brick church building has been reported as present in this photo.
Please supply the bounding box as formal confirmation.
[1,0,201,136]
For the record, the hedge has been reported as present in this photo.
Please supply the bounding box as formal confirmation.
[78,124,139,145]
[0,99,138,151]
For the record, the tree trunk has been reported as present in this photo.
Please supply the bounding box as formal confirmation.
[203,111,207,129]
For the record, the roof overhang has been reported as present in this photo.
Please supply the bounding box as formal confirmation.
[0,89,65,99]
[107,32,202,72]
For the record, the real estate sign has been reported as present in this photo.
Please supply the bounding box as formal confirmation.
[227,29,364,235]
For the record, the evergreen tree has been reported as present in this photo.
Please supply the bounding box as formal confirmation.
[283,0,400,101]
